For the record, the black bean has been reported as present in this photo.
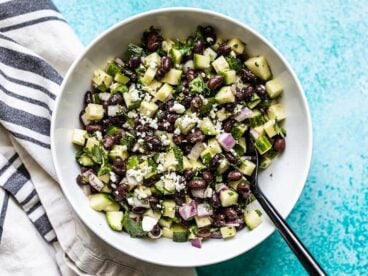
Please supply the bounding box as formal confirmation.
[181,95,193,108]
[128,56,141,69]
[213,213,226,227]
[197,228,211,238]
[217,43,231,56]
[114,184,128,201]
[164,99,175,111]
[174,192,186,206]
[84,91,93,105]
[207,75,224,90]
[80,167,90,173]
[109,93,124,105]
[86,124,103,133]
[167,113,180,123]
[161,56,173,72]
[144,136,162,151]
[227,170,242,182]
[210,153,222,170]
[157,120,174,132]
[101,117,112,128]
[239,68,258,84]
[102,101,109,111]
[182,144,193,155]
[186,69,197,82]
[223,119,234,133]
[156,110,167,120]
[224,151,238,164]
[112,157,125,168]
[173,134,185,145]
[188,179,207,189]
[202,26,216,45]
[182,87,190,95]
[148,196,161,211]
[202,170,214,184]
[225,103,236,112]
[186,129,205,143]
[112,165,126,177]
[155,68,166,80]
[150,224,161,237]
[183,169,194,181]
[132,207,147,214]
[274,137,286,153]
[237,182,251,198]
[103,135,115,150]
[190,96,202,112]
[255,84,268,100]
[193,40,204,54]
[224,207,238,221]
[242,86,255,102]
[145,30,162,52]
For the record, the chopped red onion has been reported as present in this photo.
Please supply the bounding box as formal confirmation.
[225,221,240,227]
[191,238,202,248]
[87,173,104,191]
[235,107,253,122]
[210,231,223,239]
[188,142,205,160]
[178,200,197,220]
[218,133,236,151]
[115,57,124,66]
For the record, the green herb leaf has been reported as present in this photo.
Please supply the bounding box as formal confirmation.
[124,43,144,61]
[189,75,205,94]
[122,214,146,238]
[91,145,107,165]
[226,56,243,71]
[255,209,262,217]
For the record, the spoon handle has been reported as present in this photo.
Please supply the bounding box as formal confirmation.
[254,189,326,276]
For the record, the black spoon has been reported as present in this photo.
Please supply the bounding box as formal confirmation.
[250,148,326,275]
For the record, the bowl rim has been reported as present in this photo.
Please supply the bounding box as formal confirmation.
[51,7,313,267]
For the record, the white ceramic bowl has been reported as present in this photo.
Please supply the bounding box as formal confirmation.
[51,8,312,267]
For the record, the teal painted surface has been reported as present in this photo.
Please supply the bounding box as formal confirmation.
[53,1,368,274]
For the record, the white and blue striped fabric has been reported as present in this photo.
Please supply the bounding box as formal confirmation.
[0,1,195,275]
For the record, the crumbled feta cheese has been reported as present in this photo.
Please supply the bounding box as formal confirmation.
[206,37,214,44]
[234,104,243,114]
[230,50,236,57]
[127,110,137,118]
[149,61,157,69]
[95,131,102,141]
[170,103,185,114]
[160,172,185,192]
[214,121,224,136]
[160,135,170,146]
[142,216,159,231]
[126,169,144,185]
[174,128,181,135]
[109,171,117,183]
[111,183,117,189]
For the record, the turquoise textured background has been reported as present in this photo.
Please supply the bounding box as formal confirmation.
[53,1,368,275]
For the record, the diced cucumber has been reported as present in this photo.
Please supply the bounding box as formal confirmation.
[259,156,272,169]
[135,185,152,199]
[162,69,182,85]
[159,217,173,228]
[194,216,212,228]
[85,103,104,121]
[143,79,162,95]
[109,145,128,160]
[220,226,237,239]
[190,159,205,171]
[106,211,124,231]
[101,184,112,193]
[170,48,183,64]
[162,227,174,238]
[200,149,212,166]
[110,83,128,94]
[212,56,230,74]
[140,67,157,86]
[198,117,217,135]
[265,79,283,98]
[126,155,139,169]
[208,138,222,155]
[162,149,178,172]
[93,69,113,88]
[77,154,94,167]
[217,158,230,174]
[203,47,218,61]
[193,54,211,69]
[227,38,245,55]
[89,193,120,212]
[238,160,256,176]
[155,83,173,102]
[231,123,247,139]
[174,115,197,134]
[216,108,231,121]
[123,92,140,109]
[144,52,161,68]
[139,101,158,117]
[212,37,224,50]
[263,119,277,138]
[172,147,184,172]
[162,200,176,218]
[219,190,239,207]
[248,110,265,127]
[255,136,273,155]
[72,129,87,146]
[245,56,272,81]
[85,137,99,151]
[222,70,236,85]
[172,224,188,242]
[114,72,130,84]
[105,61,121,77]
[268,103,286,121]
[245,210,262,230]
[215,86,235,104]
[183,156,192,170]
[162,39,175,53]
[247,93,261,109]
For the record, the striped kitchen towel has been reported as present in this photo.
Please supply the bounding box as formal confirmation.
[0,1,195,275]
